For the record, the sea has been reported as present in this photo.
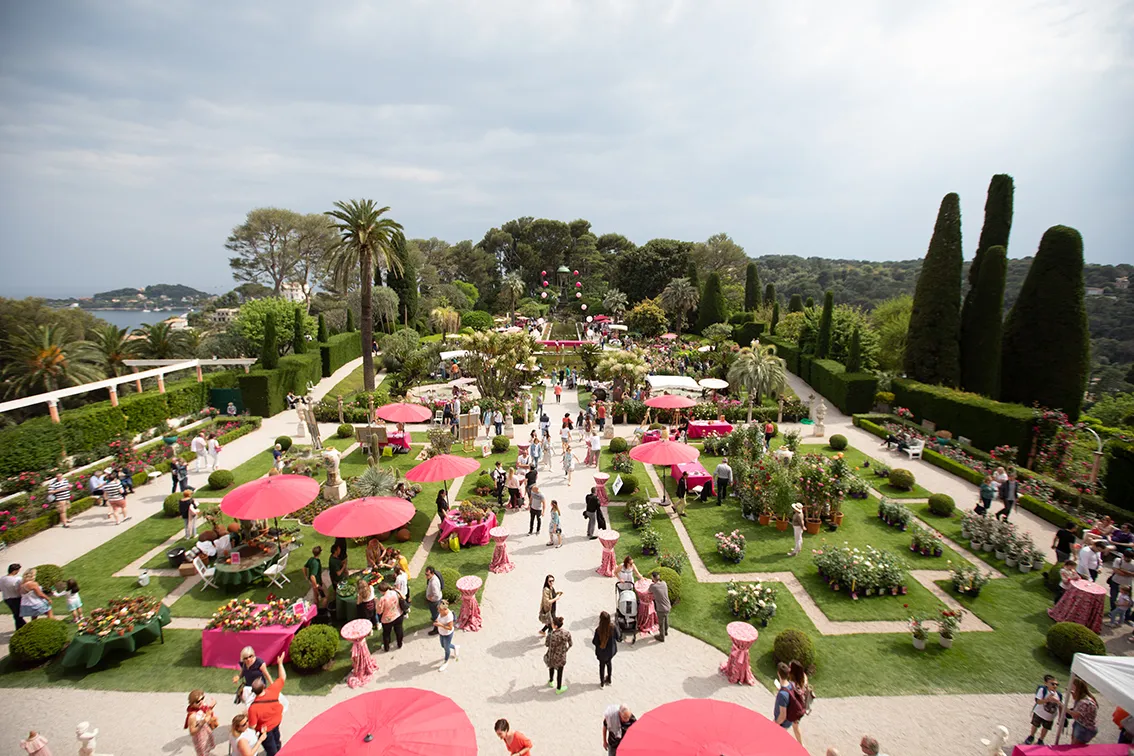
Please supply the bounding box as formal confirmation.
[84,309,191,331]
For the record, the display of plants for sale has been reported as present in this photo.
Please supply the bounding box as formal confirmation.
[206,597,309,631]
[610,452,635,474]
[715,529,747,563]
[813,542,907,597]
[77,596,163,637]
[877,498,913,530]
[726,580,778,625]
[909,524,944,557]
[949,562,993,597]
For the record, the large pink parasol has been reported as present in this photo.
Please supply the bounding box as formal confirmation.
[220,475,320,520]
[313,497,417,538]
[629,439,700,465]
[277,688,476,756]
[660,333,678,340]
[618,699,808,756]
[376,403,433,423]
[405,454,480,483]
[645,394,696,409]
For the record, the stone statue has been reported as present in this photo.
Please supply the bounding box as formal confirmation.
[322,448,342,486]
[807,393,816,421]
[295,404,306,438]
[76,722,100,756]
[979,725,1009,756]
[815,400,827,425]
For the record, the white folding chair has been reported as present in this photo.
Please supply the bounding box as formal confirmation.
[433,410,444,425]
[263,550,290,589]
[193,556,218,591]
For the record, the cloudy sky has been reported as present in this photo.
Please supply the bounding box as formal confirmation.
[1,0,1131,298]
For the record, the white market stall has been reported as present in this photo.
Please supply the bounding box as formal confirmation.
[1052,654,1134,744]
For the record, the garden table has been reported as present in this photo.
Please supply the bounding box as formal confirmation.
[1047,578,1106,633]
[641,430,661,444]
[671,462,713,495]
[61,605,171,669]
[340,618,379,688]
[438,511,497,547]
[201,602,318,669]
[488,526,515,573]
[687,420,733,439]
[634,578,658,634]
[593,473,610,506]
[597,530,620,576]
[456,575,483,631]
[214,541,280,588]
[385,431,412,452]
[719,621,758,686]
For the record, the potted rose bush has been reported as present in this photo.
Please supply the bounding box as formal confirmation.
[937,609,963,648]
[726,580,778,627]
[715,530,747,563]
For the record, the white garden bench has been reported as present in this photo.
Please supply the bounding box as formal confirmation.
[904,440,924,460]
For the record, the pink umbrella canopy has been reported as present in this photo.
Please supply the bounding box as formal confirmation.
[220,475,320,520]
[313,497,417,538]
[618,699,808,756]
[629,439,700,465]
[661,332,678,340]
[405,454,480,483]
[277,688,476,756]
[376,403,433,423]
[645,394,697,409]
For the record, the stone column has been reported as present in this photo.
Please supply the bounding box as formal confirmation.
[157,374,166,393]
[133,368,143,393]
[47,399,60,423]
[195,364,203,382]
[108,386,119,407]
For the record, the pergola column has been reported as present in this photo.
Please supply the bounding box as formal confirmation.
[47,399,60,423]
[196,364,203,382]
[108,386,119,407]
[157,374,166,393]
[133,368,143,393]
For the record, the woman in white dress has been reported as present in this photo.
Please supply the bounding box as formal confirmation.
[229,713,265,756]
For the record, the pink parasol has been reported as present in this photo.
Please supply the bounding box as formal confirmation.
[629,439,700,465]
[645,394,697,409]
[277,688,476,756]
[220,475,320,520]
[376,403,433,423]
[660,332,678,340]
[618,699,808,756]
[405,454,480,483]
[313,497,417,538]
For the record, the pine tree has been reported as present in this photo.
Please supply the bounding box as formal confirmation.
[788,294,804,313]
[695,272,728,332]
[960,245,1007,398]
[1000,226,1089,419]
[346,308,356,332]
[846,327,862,372]
[961,174,1014,392]
[904,193,963,386]
[816,291,834,358]
[292,307,307,354]
[387,240,418,326]
[261,312,279,369]
[770,301,779,335]
[686,260,700,292]
[744,262,761,310]
[317,313,329,342]
[805,296,815,309]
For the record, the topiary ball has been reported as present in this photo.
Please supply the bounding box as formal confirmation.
[828,434,848,451]
[207,469,234,490]
[619,474,639,495]
[648,422,665,430]
[656,566,682,606]
[1046,621,1106,664]
[491,435,510,453]
[337,423,355,439]
[1044,564,1063,593]
[438,567,462,603]
[927,494,955,517]
[289,624,339,670]
[396,528,411,542]
[163,492,184,518]
[34,564,64,591]
[889,468,915,491]
[609,437,628,454]
[10,618,69,665]
[773,628,816,669]
[275,435,293,452]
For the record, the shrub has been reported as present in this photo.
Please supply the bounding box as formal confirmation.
[773,629,816,670]
[648,422,665,430]
[608,437,628,454]
[657,552,687,575]
[927,494,956,517]
[1044,564,1063,593]
[207,470,234,490]
[289,625,340,670]
[438,567,462,604]
[163,492,183,518]
[473,474,495,496]
[656,566,683,605]
[337,423,355,439]
[889,468,915,491]
[275,436,293,452]
[491,435,510,453]
[626,493,654,526]
[1046,621,1106,664]
[9,619,69,665]
[34,564,63,590]
[828,434,847,451]
[618,474,639,495]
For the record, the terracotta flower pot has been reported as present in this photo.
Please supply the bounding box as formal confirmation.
[833,513,844,527]
[805,520,821,535]
[775,518,789,531]
[758,513,771,526]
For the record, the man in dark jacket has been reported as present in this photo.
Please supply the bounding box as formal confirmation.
[649,571,672,642]
[585,488,602,538]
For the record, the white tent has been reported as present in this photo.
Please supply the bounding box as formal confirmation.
[1053,654,1134,743]
[646,375,699,392]
[439,350,468,361]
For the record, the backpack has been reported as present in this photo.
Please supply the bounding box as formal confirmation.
[786,686,808,721]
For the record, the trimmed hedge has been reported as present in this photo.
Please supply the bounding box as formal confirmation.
[732,321,765,346]
[239,352,323,417]
[336,423,354,439]
[1104,439,1133,509]
[807,358,877,415]
[927,494,956,516]
[164,492,183,518]
[773,629,816,669]
[828,434,847,451]
[289,625,340,670]
[491,435,510,453]
[889,469,915,490]
[609,437,628,454]
[208,470,234,489]
[767,337,799,374]
[438,567,461,604]
[1046,621,1105,664]
[656,566,682,605]
[319,331,362,378]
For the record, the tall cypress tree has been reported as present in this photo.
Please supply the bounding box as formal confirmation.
[764,283,775,307]
[387,240,419,326]
[846,327,862,372]
[816,291,834,358]
[962,245,1007,398]
[686,260,700,292]
[805,296,815,309]
[904,193,963,386]
[261,312,279,369]
[744,262,761,311]
[346,308,356,332]
[961,174,1014,392]
[1000,226,1089,419]
[788,294,804,313]
[292,307,307,354]
[770,301,779,335]
[317,312,329,342]
[695,272,727,332]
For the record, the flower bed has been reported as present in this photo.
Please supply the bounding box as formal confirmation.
[909,524,944,557]
[949,563,992,597]
[813,543,907,598]
[726,580,778,624]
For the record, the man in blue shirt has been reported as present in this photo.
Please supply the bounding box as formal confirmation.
[773,662,795,730]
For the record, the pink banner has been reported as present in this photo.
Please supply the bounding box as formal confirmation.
[201,603,317,669]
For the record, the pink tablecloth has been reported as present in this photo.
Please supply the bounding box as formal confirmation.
[687,420,733,439]
[635,578,658,634]
[597,530,620,576]
[594,473,610,507]
[340,619,379,688]
[201,603,318,669]
[456,575,483,632]
[385,431,411,451]
[672,461,713,495]
[642,430,661,444]
[719,621,758,685]
[438,511,498,547]
[1011,746,1129,756]
[1047,579,1106,633]
[488,526,515,574]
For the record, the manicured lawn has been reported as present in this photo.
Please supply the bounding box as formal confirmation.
[809,444,934,499]
[200,438,357,497]
[327,367,386,400]
[913,501,1054,572]
[598,449,657,500]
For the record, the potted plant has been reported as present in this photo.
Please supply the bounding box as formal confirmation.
[1004,543,1019,568]
[949,563,992,598]
[1018,544,1039,573]
[767,466,795,532]
[937,609,963,648]
[909,615,930,650]
[726,580,777,627]
[757,505,771,527]
[715,530,747,563]
[782,429,802,453]
[829,499,844,528]
[640,526,661,556]
[845,474,869,500]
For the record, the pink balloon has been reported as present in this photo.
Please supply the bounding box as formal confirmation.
[575,282,582,288]
[575,292,582,299]
[541,292,548,299]
[542,281,549,287]
[573,270,579,276]
[581,304,588,310]
[541,270,547,276]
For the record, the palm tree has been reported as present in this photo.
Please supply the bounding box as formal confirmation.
[603,289,628,321]
[2,324,103,398]
[727,344,787,422]
[429,306,461,337]
[90,324,137,377]
[501,272,525,324]
[660,277,699,335]
[326,200,405,392]
[133,322,189,359]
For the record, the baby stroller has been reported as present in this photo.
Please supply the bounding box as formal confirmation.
[615,581,638,644]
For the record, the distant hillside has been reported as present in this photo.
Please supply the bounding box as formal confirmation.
[91,283,212,302]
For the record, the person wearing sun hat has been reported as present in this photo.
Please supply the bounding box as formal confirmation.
[788,502,805,557]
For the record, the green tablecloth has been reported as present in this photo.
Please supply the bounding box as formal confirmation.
[214,543,280,588]
[61,605,171,669]
[335,594,358,622]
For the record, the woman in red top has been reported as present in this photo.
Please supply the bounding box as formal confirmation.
[494,719,532,755]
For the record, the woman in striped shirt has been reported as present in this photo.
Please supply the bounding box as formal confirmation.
[102,475,129,525]
[47,473,71,528]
